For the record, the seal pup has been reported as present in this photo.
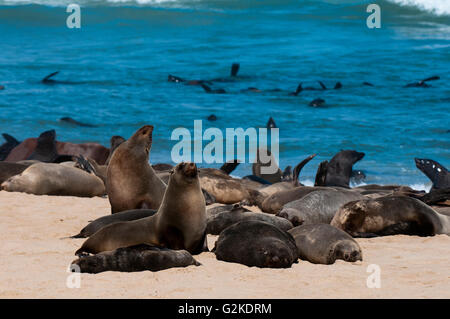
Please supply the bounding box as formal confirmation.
[404,76,440,88]
[106,125,166,213]
[206,204,293,235]
[70,209,157,238]
[288,224,362,265]
[213,220,298,268]
[315,150,365,188]
[1,163,105,197]
[415,158,450,190]
[0,133,20,161]
[75,162,207,255]
[331,196,450,237]
[277,188,365,226]
[71,245,200,274]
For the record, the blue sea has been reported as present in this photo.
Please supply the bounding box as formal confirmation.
[0,0,449,189]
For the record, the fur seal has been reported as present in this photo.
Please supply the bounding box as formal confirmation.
[331,196,450,237]
[75,162,207,255]
[71,209,157,238]
[404,76,439,88]
[252,148,283,184]
[206,204,293,235]
[213,220,298,268]
[415,158,449,190]
[277,188,365,226]
[309,98,325,107]
[315,150,365,188]
[1,163,105,197]
[288,224,362,264]
[0,162,29,184]
[71,245,200,274]
[0,133,20,161]
[106,125,166,213]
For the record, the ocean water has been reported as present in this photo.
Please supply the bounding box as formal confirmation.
[0,0,448,189]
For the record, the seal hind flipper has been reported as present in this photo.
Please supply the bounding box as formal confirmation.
[2,133,19,144]
[293,154,316,186]
[42,71,59,83]
[422,76,440,82]
[318,81,327,90]
[201,83,212,93]
[231,63,240,77]
[314,160,328,186]
[220,160,240,175]
[266,117,277,129]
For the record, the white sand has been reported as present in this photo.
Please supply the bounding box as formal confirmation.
[0,191,449,299]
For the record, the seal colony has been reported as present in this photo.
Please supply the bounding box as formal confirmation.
[1,124,449,273]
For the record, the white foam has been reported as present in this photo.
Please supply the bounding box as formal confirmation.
[387,0,450,16]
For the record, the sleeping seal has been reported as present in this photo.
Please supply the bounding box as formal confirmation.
[1,163,105,197]
[277,188,365,226]
[71,245,200,274]
[206,204,293,235]
[288,224,362,265]
[213,220,298,268]
[331,196,450,237]
[75,162,207,256]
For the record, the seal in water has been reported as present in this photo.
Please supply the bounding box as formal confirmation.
[404,76,440,88]
[415,158,450,190]
[75,162,207,256]
[59,117,97,128]
[106,125,167,213]
[213,220,298,268]
[288,224,362,264]
[71,245,200,274]
[331,196,450,237]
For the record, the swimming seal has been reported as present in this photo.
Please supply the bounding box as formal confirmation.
[75,162,207,256]
[71,245,200,274]
[106,125,166,213]
[288,224,362,265]
[213,220,298,268]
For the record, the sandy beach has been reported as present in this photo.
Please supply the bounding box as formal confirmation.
[0,191,449,299]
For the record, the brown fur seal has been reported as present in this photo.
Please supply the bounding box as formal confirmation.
[75,162,207,255]
[71,245,200,273]
[213,220,298,268]
[106,125,167,213]
[288,224,362,264]
[71,209,157,238]
[1,163,105,197]
[331,196,450,237]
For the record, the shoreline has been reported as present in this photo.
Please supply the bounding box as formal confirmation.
[1,191,449,299]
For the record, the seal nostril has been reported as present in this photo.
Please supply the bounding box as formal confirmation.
[277,212,288,219]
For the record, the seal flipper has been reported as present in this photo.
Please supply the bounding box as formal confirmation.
[293,154,316,186]
[2,133,19,144]
[220,160,240,175]
[266,117,277,129]
[422,75,440,83]
[231,63,240,77]
[42,71,59,83]
[201,83,212,93]
[314,160,328,186]
[318,81,327,90]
